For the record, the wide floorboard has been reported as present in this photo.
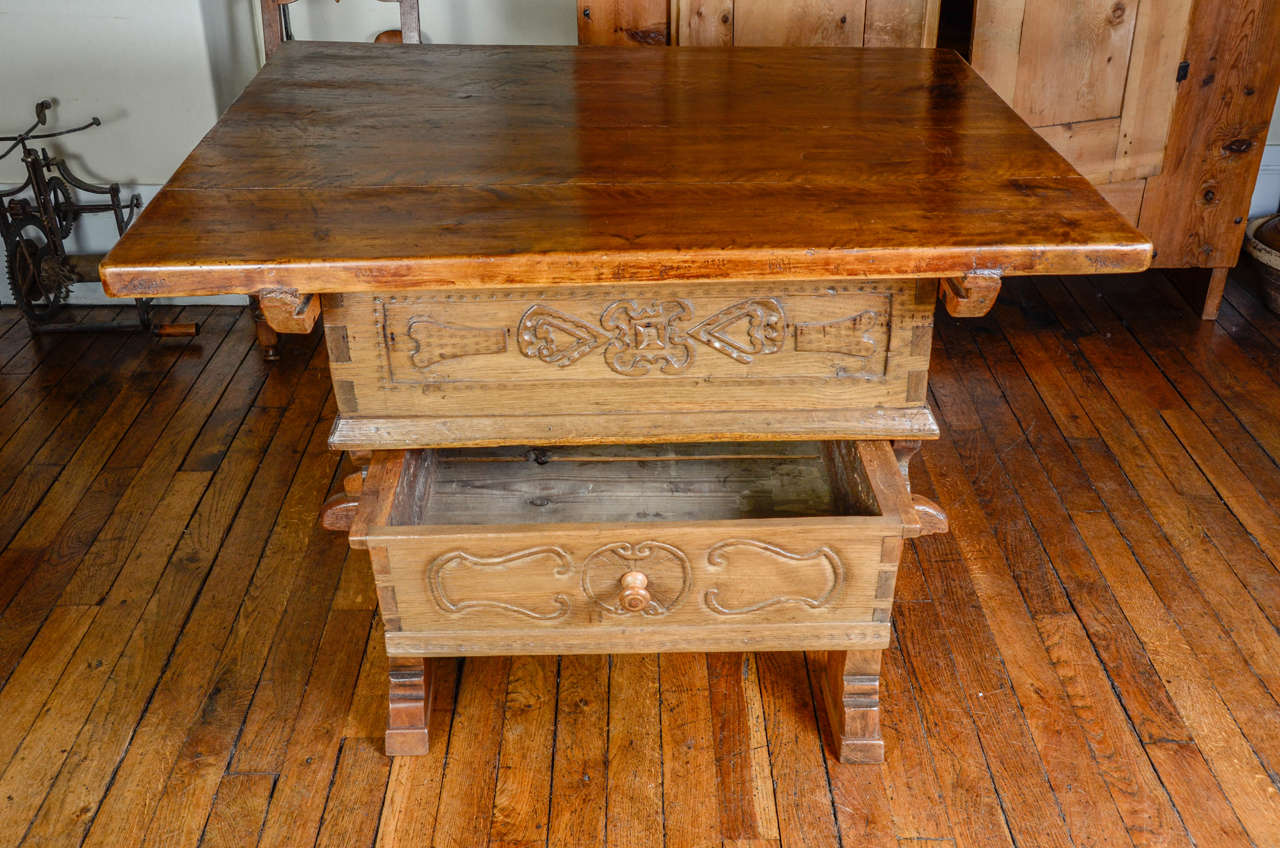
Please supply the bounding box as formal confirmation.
[0,269,1278,847]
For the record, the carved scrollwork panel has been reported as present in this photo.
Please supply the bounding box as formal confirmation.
[703,539,844,615]
[600,300,695,375]
[378,292,896,381]
[427,546,574,620]
[581,541,691,616]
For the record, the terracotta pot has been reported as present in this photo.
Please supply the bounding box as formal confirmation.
[1245,214,1280,314]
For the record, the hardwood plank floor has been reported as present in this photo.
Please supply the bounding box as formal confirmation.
[1,269,1278,847]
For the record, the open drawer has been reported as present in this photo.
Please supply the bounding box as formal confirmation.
[334,440,945,658]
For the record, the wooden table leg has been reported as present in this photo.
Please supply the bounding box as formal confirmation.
[250,296,281,361]
[819,648,884,763]
[386,656,434,756]
[1202,267,1229,320]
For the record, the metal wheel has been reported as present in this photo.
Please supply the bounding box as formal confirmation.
[5,215,68,324]
[46,176,77,239]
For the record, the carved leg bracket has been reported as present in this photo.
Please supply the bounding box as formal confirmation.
[385,656,434,756]
[320,470,365,532]
[941,271,1002,317]
[892,439,949,537]
[912,494,949,536]
[891,439,921,489]
[819,649,884,763]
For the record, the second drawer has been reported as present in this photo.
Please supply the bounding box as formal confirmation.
[348,440,942,657]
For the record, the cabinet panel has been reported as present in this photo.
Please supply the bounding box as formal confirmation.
[1011,0,1138,126]
[733,0,866,46]
[577,0,669,44]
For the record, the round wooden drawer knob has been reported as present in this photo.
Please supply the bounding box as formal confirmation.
[618,570,651,612]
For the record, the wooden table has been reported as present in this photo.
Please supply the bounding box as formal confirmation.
[101,41,1151,763]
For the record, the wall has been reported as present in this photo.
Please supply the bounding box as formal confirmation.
[284,0,575,45]
[0,0,258,187]
[1250,96,1280,218]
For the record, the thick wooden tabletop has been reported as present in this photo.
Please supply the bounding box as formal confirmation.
[101,42,1151,298]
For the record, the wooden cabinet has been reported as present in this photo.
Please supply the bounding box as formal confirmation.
[971,0,1280,315]
[578,0,941,47]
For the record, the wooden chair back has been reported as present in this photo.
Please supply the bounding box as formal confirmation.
[261,0,421,59]
[578,0,940,47]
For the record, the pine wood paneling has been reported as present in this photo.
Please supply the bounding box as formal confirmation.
[971,0,1028,102]
[1035,117,1123,182]
[675,0,733,44]
[1012,0,1138,126]
[972,0,1279,286]
[1114,0,1195,180]
[578,0,670,45]
[1097,178,1147,226]
[864,0,938,47]
[734,0,866,46]
[595,0,937,47]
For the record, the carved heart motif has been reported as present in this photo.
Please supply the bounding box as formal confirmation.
[517,305,608,367]
[689,298,786,363]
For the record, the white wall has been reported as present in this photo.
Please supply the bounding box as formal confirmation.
[285,0,575,45]
[1249,96,1280,219]
[0,0,260,304]
[0,0,259,187]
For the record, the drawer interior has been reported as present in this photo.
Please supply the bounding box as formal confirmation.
[379,441,889,528]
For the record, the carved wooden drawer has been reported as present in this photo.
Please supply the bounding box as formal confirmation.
[323,279,939,449]
[348,440,939,658]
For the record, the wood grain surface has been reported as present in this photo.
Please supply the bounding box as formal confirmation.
[1,276,1280,843]
[100,43,1150,298]
[1140,0,1280,269]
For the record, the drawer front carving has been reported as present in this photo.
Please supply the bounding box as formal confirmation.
[428,546,573,620]
[374,523,896,641]
[353,441,935,656]
[323,280,935,428]
[703,540,843,615]
[581,541,690,616]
